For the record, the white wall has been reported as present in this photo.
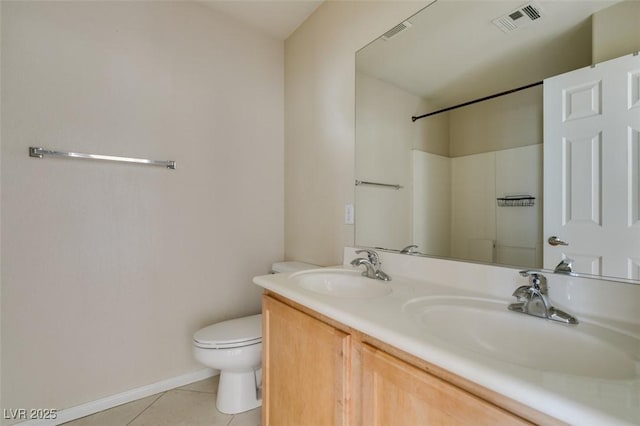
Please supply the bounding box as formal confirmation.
[285,0,430,266]
[495,145,543,268]
[449,145,543,268]
[450,152,496,263]
[411,144,542,268]
[1,0,283,417]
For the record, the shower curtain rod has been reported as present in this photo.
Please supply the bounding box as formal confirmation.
[411,81,543,122]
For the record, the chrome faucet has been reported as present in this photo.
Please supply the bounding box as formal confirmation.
[508,270,578,324]
[356,249,380,266]
[351,249,391,281]
[400,244,419,254]
[350,258,378,279]
[554,258,575,275]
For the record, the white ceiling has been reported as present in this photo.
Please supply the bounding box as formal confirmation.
[198,0,623,107]
[200,0,323,40]
[356,0,621,109]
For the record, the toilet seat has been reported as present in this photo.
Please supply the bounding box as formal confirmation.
[194,313,262,349]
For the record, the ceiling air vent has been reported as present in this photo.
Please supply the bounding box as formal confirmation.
[492,2,544,33]
[381,20,412,41]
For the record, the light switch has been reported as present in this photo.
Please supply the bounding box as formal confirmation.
[345,203,354,225]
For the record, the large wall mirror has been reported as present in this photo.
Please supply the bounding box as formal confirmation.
[355,0,640,282]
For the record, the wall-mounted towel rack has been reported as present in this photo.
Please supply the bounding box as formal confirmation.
[497,195,535,207]
[355,180,402,190]
[29,147,176,170]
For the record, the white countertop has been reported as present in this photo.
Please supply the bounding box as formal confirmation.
[253,258,640,426]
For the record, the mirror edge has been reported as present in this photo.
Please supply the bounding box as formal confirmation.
[353,244,640,286]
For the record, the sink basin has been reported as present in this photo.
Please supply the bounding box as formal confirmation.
[289,269,392,298]
[402,296,640,380]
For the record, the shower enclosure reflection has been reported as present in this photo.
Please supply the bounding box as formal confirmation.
[356,71,543,267]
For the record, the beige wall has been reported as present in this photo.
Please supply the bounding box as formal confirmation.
[0,0,3,413]
[355,71,450,251]
[412,151,451,257]
[1,0,283,416]
[592,0,640,64]
[285,0,430,266]
[355,71,445,250]
[449,86,543,158]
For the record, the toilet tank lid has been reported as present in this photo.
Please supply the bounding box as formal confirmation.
[194,314,262,347]
[271,261,318,273]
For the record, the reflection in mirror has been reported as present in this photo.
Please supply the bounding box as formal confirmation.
[355,0,640,281]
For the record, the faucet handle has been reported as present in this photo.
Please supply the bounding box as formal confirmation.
[350,257,376,279]
[511,285,530,301]
[355,249,380,266]
[400,245,418,254]
[554,258,574,275]
[519,270,547,293]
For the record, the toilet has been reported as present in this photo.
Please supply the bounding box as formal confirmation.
[193,261,317,414]
[193,314,263,414]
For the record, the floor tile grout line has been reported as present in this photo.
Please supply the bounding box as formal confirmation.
[226,414,236,426]
[126,391,166,425]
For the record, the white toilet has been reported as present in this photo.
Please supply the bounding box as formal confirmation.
[192,261,317,414]
[193,314,263,414]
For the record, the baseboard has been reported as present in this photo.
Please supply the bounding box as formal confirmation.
[17,368,218,426]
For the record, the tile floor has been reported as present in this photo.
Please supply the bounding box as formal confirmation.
[63,376,260,426]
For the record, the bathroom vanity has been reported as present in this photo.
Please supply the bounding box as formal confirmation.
[262,294,544,425]
[254,249,640,426]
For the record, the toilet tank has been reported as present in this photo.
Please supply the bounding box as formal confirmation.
[271,261,318,274]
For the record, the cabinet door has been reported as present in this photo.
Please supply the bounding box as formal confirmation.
[362,344,530,425]
[262,295,351,426]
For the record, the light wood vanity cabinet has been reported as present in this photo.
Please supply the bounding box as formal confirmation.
[263,293,554,426]
[361,345,530,425]
[262,294,351,426]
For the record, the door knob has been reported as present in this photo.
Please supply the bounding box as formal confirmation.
[548,236,569,246]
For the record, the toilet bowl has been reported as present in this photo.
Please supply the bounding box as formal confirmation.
[193,261,318,414]
[193,314,263,414]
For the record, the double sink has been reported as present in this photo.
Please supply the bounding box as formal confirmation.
[288,268,640,381]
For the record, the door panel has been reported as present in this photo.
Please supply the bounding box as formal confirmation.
[544,53,640,279]
[561,132,602,226]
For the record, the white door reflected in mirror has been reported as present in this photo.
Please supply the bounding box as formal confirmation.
[543,53,640,280]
